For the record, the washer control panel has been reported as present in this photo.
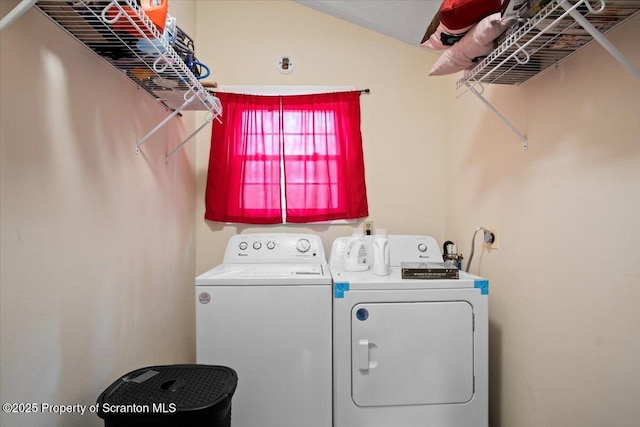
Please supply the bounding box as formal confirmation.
[223,233,326,263]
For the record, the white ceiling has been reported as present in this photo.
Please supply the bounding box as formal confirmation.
[293,0,442,46]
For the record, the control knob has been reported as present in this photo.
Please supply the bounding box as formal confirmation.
[253,241,262,250]
[296,238,311,253]
[418,243,427,252]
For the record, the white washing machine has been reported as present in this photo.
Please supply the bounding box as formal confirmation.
[331,235,489,427]
[196,233,332,427]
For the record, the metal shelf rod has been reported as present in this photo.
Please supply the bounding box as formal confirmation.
[165,114,213,160]
[465,82,528,149]
[135,93,197,153]
[0,0,37,32]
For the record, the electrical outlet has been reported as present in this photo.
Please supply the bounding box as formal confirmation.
[363,220,374,236]
[486,226,499,250]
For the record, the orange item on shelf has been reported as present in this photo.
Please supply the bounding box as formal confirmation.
[141,0,168,32]
[106,0,168,38]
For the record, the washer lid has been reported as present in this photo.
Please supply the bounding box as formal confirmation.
[196,263,331,285]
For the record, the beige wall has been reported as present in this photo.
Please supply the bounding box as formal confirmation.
[193,0,447,273]
[446,16,640,427]
[0,1,198,426]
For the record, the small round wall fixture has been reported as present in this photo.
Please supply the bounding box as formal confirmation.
[276,55,295,74]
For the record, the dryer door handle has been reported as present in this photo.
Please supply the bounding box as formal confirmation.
[358,339,370,371]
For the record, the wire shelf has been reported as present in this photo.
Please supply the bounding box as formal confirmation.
[35,0,220,114]
[457,0,640,88]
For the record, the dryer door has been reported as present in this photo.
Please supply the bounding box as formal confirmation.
[351,301,474,407]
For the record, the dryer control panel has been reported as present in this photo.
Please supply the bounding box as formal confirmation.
[223,233,326,264]
[388,235,443,266]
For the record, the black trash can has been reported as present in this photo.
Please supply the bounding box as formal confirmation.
[97,364,237,427]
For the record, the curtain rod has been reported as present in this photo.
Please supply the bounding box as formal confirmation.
[202,84,370,96]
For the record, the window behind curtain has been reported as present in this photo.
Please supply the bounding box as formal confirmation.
[205,91,368,224]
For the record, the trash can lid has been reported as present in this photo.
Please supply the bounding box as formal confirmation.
[97,364,237,413]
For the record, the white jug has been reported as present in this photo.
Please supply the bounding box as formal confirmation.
[373,229,390,276]
[344,232,369,272]
[329,236,350,268]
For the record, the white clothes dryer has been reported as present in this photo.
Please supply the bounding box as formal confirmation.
[196,233,332,427]
[330,235,489,427]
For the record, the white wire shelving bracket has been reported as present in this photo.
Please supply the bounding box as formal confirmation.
[455,0,640,149]
[1,0,222,160]
[465,82,529,149]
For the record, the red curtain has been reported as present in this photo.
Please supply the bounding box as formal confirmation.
[282,92,368,222]
[205,93,282,224]
[205,91,368,224]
